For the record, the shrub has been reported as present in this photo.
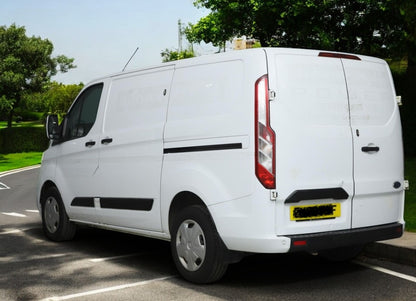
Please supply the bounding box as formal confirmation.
[0,127,49,153]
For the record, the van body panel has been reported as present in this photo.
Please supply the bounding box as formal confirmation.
[342,58,405,228]
[161,51,268,236]
[164,60,247,142]
[265,49,404,237]
[94,66,175,231]
[52,80,109,223]
[266,52,354,235]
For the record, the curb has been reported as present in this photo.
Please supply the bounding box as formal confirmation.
[363,240,416,267]
[0,165,41,178]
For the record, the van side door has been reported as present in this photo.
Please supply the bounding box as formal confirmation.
[54,82,105,223]
[95,66,174,231]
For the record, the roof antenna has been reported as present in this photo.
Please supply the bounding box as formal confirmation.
[122,46,139,72]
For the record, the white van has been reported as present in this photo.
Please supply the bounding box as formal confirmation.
[38,48,405,283]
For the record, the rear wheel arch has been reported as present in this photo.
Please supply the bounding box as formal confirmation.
[168,191,208,235]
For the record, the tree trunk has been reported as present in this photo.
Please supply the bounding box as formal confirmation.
[7,108,13,128]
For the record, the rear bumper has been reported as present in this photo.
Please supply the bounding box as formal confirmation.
[287,222,404,253]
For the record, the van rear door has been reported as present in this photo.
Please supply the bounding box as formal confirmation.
[266,49,404,237]
[266,51,354,236]
[342,58,404,228]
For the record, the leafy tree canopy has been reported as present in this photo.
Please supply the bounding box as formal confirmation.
[22,82,84,117]
[0,24,76,127]
[186,0,415,64]
[161,47,195,62]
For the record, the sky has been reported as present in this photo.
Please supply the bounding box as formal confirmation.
[0,0,213,84]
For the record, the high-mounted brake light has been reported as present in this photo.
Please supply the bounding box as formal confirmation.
[255,75,276,189]
[318,52,361,61]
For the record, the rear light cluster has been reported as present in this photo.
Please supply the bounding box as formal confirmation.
[255,75,276,189]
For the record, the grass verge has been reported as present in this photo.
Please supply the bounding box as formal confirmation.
[0,121,43,129]
[0,152,42,172]
[404,158,416,232]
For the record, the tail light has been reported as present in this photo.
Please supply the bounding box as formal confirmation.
[255,75,276,189]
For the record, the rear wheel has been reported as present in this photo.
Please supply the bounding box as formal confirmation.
[41,186,76,241]
[170,205,228,283]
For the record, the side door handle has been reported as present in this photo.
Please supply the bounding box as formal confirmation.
[85,141,96,147]
[101,138,113,145]
[361,146,380,153]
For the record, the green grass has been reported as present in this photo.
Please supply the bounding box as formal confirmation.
[0,121,43,129]
[0,152,42,172]
[404,158,416,232]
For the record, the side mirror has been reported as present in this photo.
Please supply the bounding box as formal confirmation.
[46,114,61,140]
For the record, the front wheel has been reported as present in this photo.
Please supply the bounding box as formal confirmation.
[170,205,228,284]
[41,186,76,242]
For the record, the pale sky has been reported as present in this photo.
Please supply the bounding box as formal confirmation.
[0,0,213,84]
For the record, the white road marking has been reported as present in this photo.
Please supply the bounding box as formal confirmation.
[89,252,144,263]
[0,181,10,189]
[1,212,27,217]
[40,275,176,301]
[0,165,40,178]
[353,260,416,283]
[25,209,39,213]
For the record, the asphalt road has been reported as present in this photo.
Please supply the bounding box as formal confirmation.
[0,168,415,301]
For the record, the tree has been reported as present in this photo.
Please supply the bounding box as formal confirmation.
[0,24,75,128]
[161,47,195,62]
[22,82,84,117]
[186,0,413,61]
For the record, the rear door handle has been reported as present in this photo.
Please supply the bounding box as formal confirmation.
[361,146,379,153]
[85,141,96,147]
[101,138,113,145]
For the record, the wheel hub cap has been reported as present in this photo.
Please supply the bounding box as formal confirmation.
[176,219,206,271]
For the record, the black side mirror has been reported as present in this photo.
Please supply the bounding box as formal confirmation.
[46,115,61,140]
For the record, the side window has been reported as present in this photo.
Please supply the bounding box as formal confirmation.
[64,83,103,140]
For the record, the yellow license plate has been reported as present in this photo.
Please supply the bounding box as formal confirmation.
[290,203,341,221]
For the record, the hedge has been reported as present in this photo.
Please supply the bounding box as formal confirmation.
[0,127,49,153]
[394,70,416,157]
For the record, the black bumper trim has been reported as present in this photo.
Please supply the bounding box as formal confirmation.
[288,223,403,252]
[285,187,349,204]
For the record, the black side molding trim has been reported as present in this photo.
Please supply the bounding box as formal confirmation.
[288,223,403,252]
[71,197,95,208]
[285,187,349,204]
[100,198,153,211]
[164,143,242,154]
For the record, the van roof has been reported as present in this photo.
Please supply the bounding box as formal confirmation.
[86,47,385,85]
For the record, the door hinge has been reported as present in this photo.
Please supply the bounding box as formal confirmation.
[396,96,402,106]
[404,180,410,191]
[269,90,276,101]
[270,190,278,201]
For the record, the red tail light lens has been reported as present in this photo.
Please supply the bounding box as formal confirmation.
[255,75,276,189]
[318,52,361,60]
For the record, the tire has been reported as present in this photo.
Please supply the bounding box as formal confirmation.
[170,205,228,284]
[319,245,364,262]
[41,186,76,242]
